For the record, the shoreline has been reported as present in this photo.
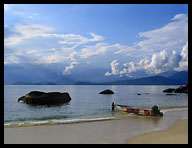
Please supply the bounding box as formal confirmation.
[4,108,188,144]
[4,106,188,128]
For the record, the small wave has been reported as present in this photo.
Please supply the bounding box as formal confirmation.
[161,107,188,114]
[4,116,117,128]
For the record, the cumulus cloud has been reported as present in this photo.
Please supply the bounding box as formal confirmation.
[137,13,188,53]
[63,62,79,75]
[106,48,185,77]
[105,14,188,77]
[175,42,188,71]
[146,50,181,74]
[105,59,120,76]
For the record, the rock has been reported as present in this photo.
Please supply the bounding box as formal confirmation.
[166,94,177,96]
[174,85,188,93]
[163,85,188,93]
[99,89,114,94]
[18,91,71,105]
[163,88,176,93]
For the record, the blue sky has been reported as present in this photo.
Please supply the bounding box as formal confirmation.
[4,4,188,81]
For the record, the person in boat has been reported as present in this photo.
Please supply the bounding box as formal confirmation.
[111,102,115,111]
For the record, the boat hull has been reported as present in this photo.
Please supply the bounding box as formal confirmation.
[115,105,163,117]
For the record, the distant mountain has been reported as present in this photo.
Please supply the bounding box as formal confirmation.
[4,64,77,85]
[74,81,100,85]
[75,71,188,85]
[168,71,188,84]
[12,82,57,85]
[102,76,181,85]
[157,70,179,77]
[4,63,188,85]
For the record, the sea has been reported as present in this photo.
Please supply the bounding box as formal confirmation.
[4,85,188,128]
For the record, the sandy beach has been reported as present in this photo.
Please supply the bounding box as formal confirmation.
[127,119,188,144]
[4,109,188,144]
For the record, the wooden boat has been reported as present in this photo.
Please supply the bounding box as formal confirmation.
[114,104,163,117]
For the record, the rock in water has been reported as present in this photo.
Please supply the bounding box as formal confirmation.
[174,85,188,93]
[99,89,114,94]
[163,88,176,93]
[163,85,188,93]
[18,91,71,105]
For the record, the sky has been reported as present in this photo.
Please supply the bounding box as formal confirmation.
[4,4,188,81]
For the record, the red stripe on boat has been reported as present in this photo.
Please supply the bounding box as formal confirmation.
[125,108,131,113]
[144,110,151,116]
[134,109,140,114]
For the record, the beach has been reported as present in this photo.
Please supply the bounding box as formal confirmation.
[4,108,188,144]
[127,119,188,144]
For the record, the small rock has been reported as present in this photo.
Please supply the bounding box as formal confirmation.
[99,89,114,94]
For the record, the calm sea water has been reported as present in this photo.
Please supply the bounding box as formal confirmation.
[4,85,188,127]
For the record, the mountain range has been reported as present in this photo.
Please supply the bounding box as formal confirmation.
[6,69,188,85]
[75,71,188,85]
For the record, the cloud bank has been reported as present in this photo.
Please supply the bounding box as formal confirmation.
[105,13,188,77]
[4,13,188,77]
[105,42,188,77]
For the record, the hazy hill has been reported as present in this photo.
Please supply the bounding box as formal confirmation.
[102,76,182,85]
[4,63,188,85]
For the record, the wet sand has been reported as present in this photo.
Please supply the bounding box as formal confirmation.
[127,119,188,144]
[4,109,188,144]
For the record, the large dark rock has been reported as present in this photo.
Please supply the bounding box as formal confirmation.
[18,91,71,105]
[99,89,114,94]
[163,85,188,93]
[163,88,176,93]
[174,85,188,93]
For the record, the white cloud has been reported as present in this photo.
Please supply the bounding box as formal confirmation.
[4,24,53,46]
[4,24,105,48]
[180,42,188,60]
[4,55,20,64]
[80,43,121,59]
[137,14,188,53]
[146,50,181,74]
[89,33,105,42]
[106,48,185,77]
[105,59,120,76]
[80,42,108,58]
[4,23,106,67]
[63,62,79,75]
[4,13,188,77]
[105,13,188,77]
[105,71,112,76]
[111,60,120,75]
[67,52,79,61]
[175,42,188,71]
[172,13,188,21]
[34,53,67,64]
